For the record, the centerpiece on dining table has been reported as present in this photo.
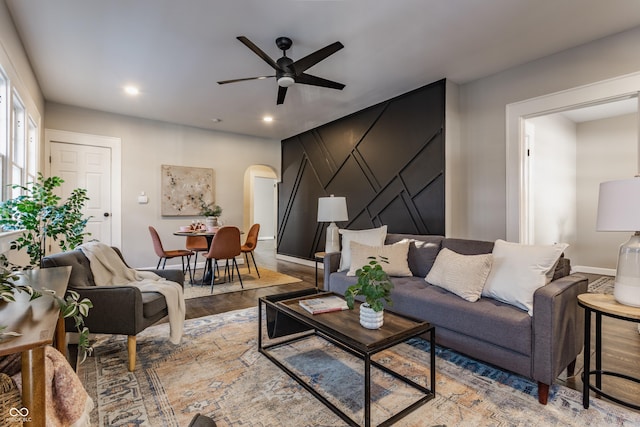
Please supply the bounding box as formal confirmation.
[198,196,223,229]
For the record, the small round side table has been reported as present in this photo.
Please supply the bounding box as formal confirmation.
[577,293,640,410]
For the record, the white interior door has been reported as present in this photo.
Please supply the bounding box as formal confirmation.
[253,176,276,239]
[49,142,112,247]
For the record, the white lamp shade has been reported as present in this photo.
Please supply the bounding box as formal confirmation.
[317,196,348,222]
[596,178,640,231]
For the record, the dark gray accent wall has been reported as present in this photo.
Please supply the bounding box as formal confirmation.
[278,78,445,260]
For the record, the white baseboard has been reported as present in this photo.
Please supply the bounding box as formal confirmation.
[572,265,615,276]
[276,253,318,268]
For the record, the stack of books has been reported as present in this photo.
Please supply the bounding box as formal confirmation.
[299,295,349,314]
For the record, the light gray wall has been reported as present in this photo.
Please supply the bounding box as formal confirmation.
[575,113,637,270]
[458,26,640,241]
[0,1,44,150]
[528,114,577,251]
[45,102,280,268]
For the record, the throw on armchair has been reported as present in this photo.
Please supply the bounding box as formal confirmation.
[42,247,184,371]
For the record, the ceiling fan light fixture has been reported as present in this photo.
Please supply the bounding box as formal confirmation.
[277,76,295,87]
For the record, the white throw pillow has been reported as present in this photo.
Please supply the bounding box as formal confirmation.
[482,239,569,316]
[347,240,412,277]
[338,226,388,271]
[425,248,493,302]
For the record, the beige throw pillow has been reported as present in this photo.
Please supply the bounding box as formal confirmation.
[425,248,493,302]
[482,239,569,316]
[338,226,388,271]
[347,240,412,277]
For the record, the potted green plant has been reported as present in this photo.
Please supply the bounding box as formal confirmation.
[0,173,90,268]
[344,256,394,329]
[0,174,93,361]
[199,195,222,227]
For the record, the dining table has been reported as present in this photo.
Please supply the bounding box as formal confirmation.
[174,227,243,285]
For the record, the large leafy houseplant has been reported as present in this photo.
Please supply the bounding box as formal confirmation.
[0,173,90,267]
[0,174,93,361]
[344,256,394,312]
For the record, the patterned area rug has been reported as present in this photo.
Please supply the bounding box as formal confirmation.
[77,308,640,426]
[183,267,302,299]
[588,276,614,294]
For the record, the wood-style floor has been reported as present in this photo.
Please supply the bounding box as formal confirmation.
[191,243,640,412]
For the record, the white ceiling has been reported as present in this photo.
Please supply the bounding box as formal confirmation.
[6,0,640,140]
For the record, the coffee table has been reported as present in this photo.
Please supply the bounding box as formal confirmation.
[258,292,435,427]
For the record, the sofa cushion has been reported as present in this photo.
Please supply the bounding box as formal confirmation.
[442,238,494,255]
[391,279,532,355]
[141,291,169,318]
[426,248,493,302]
[329,272,532,355]
[385,234,443,277]
[347,240,412,277]
[482,239,568,316]
[338,226,387,271]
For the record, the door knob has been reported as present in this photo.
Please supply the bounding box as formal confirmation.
[103,212,110,217]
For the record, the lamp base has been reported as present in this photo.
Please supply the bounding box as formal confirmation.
[614,281,640,307]
[325,222,340,253]
[614,232,640,307]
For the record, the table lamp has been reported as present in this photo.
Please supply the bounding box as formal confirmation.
[317,195,348,253]
[596,177,640,307]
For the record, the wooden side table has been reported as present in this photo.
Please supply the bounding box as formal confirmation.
[578,293,640,410]
[0,267,71,427]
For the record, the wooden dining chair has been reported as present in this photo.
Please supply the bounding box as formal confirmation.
[149,226,194,283]
[241,223,260,278]
[202,226,243,291]
[185,235,208,275]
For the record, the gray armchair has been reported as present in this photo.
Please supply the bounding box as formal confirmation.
[42,247,184,371]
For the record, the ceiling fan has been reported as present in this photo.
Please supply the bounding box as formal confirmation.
[217,36,345,105]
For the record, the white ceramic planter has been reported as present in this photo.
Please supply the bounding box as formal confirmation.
[359,303,384,329]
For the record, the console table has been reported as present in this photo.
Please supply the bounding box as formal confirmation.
[578,292,640,410]
[0,266,71,426]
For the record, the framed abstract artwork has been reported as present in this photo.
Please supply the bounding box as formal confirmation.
[161,165,214,216]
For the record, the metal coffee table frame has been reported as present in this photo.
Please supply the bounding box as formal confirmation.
[258,292,435,427]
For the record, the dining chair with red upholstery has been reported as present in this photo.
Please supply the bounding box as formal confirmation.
[202,226,243,291]
[185,235,208,275]
[149,226,194,283]
[241,223,260,278]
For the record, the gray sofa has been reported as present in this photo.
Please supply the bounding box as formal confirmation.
[42,247,184,371]
[323,233,588,404]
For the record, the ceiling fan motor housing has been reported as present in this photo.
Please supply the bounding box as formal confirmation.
[276,56,295,87]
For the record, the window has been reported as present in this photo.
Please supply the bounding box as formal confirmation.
[0,64,39,201]
[11,93,25,199]
[0,68,6,195]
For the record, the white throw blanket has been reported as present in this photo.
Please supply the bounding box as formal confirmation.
[79,241,185,344]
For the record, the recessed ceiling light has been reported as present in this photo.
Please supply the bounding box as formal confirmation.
[263,116,273,123]
[124,86,139,96]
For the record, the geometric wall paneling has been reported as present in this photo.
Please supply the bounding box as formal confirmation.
[316,104,386,168]
[413,174,445,235]
[279,78,446,260]
[400,130,444,196]
[277,156,327,258]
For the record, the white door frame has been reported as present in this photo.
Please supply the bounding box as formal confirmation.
[505,71,640,243]
[44,129,122,248]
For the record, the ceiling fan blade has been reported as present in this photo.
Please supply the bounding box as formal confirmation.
[277,86,288,105]
[237,36,280,70]
[217,75,275,85]
[295,73,345,90]
[291,41,344,75]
